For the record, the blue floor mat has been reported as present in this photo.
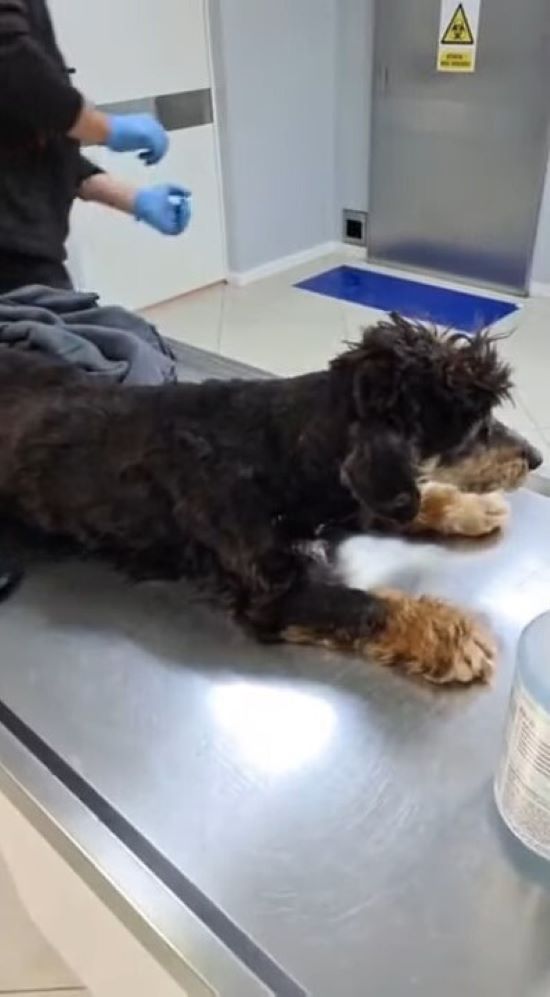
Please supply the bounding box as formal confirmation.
[296,266,518,333]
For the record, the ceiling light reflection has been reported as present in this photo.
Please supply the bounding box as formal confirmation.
[210,681,336,776]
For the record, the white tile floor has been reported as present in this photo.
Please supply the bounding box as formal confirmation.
[1,992,84,996]
[0,849,86,996]
[143,252,550,471]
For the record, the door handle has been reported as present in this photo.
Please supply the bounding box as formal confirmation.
[375,65,390,94]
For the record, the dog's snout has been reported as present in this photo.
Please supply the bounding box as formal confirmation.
[526,444,543,471]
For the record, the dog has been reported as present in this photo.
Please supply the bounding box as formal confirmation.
[0,313,540,686]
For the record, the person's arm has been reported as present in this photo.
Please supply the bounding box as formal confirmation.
[78,173,137,215]
[77,153,105,189]
[79,173,193,236]
[69,104,111,146]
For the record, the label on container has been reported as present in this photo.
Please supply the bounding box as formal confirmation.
[495,680,550,859]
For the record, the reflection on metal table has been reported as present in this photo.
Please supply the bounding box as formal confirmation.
[0,346,549,996]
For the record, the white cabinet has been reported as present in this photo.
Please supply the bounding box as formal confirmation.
[50,0,226,308]
[49,0,212,103]
[71,127,226,310]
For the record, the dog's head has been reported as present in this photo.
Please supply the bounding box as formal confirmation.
[332,313,523,525]
[429,417,542,493]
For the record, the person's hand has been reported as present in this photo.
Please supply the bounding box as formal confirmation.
[134,184,192,235]
[106,113,169,165]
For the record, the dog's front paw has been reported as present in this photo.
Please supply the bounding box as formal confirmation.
[415,483,509,538]
[367,589,496,685]
[442,490,509,537]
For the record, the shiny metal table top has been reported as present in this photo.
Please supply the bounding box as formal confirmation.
[1,489,550,995]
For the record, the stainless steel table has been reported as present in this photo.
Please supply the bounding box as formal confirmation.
[1,490,550,996]
[1,347,550,996]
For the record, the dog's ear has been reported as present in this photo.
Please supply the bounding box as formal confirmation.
[342,426,421,524]
[441,332,513,413]
[353,346,405,419]
[334,322,416,421]
[355,326,425,422]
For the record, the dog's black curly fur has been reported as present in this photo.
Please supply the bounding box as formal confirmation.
[0,313,537,667]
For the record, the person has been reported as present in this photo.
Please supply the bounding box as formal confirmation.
[0,0,192,295]
[0,0,192,597]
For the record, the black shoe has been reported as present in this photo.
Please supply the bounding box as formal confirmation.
[0,561,23,602]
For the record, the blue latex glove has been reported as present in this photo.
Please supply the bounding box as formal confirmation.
[106,113,169,165]
[134,184,192,235]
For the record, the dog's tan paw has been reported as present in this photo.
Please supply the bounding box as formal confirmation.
[424,618,496,685]
[441,491,509,538]
[415,483,509,538]
[367,589,496,686]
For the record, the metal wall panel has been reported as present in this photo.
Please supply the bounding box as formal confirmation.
[368,0,550,293]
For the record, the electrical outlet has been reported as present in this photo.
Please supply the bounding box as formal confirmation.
[343,209,367,247]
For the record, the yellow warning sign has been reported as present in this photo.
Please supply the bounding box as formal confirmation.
[437,0,480,74]
[438,49,474,71]
[441,4,474,45]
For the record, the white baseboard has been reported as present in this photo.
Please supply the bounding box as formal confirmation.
[335,242,367,260]
[530,280,550,298]
[228,241,366,287]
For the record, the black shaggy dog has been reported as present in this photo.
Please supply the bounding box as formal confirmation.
[0,314,540,686]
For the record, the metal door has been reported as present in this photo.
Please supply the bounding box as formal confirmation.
[368,0,550,293]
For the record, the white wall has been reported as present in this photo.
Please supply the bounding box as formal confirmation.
[335,0,374,222]
[531,159,550,288]
[208,0,374,275]
[209,0,339,275]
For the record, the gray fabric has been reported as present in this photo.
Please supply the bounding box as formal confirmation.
[0,285,176,385]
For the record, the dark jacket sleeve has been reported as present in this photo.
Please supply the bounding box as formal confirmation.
[77,153,104,187]
[0,0,84,134]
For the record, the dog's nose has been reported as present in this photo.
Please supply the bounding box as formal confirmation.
[526,444,543,471]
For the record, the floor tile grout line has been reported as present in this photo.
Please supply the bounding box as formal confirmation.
[514,394,550,445]
[0,988,86,995]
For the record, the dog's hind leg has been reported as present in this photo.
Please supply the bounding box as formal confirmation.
[406,483,509,539]
[254,578,496,686]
